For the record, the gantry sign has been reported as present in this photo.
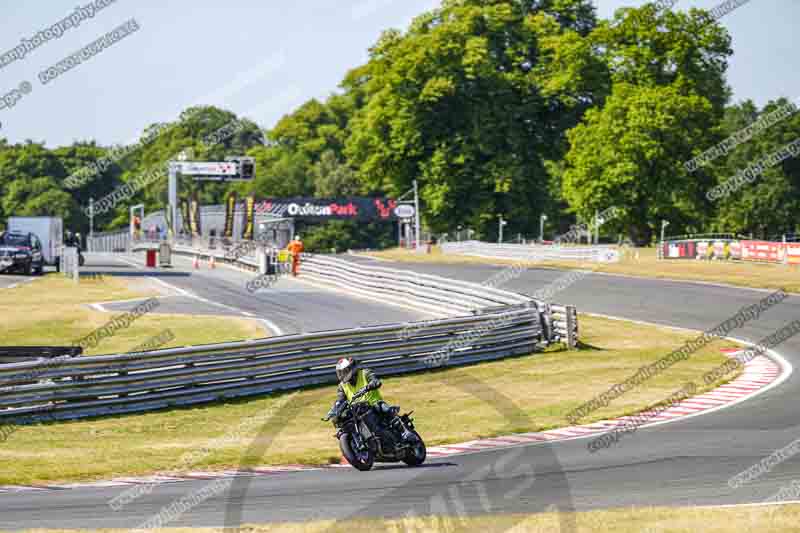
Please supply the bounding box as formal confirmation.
[167,157,254,236]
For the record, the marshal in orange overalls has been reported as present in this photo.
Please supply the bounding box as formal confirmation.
[287,237,304,276]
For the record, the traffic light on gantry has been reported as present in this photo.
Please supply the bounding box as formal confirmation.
[239,157,255,180]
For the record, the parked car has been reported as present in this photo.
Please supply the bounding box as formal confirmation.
[0,231,45,275]
[7,217,63,269]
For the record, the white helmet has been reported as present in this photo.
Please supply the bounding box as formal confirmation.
[294,235,301,241]
[335,357,357,384]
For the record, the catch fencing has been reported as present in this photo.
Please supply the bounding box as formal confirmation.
[442,241,620,263]
[0,238,579,422]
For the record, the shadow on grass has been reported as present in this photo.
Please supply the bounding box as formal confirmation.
[575,340,604,351]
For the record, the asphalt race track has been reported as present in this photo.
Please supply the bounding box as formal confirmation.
[80,253,427,335]
[2,255,800,530]
[0,273,39,290]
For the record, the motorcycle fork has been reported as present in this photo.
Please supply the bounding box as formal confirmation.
[391,417,410,436]
[350,417,373,452]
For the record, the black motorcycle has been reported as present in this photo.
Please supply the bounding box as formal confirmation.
[323,389,426,471]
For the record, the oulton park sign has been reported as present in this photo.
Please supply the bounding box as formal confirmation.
[254,197,399,221]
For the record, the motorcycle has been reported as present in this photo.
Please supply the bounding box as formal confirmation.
[323,389,426,471]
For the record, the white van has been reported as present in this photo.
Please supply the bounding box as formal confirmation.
[7,217,64,267]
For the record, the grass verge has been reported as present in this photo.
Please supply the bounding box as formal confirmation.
[15,504,800,532]
[0,313,742,485]
[0,274,266,354]
[365,246,800,293]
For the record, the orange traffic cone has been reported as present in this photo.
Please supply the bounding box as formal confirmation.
[193,255,199,269]
[209,256,216,269]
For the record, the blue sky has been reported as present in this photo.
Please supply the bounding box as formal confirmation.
[0,0,795,147]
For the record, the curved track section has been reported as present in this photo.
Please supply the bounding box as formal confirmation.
[1,258,799,529]
[82,253,427,334]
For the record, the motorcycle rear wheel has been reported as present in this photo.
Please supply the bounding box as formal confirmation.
[339,433,374,471]
[402,431,426,466]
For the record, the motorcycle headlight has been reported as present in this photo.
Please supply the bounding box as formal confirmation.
[14,253,28,259]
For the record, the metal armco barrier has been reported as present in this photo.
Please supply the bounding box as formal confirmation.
[301,255,529,317]
[300,255,577,345]
[153,240,577,333]
[442,241,620,263]
[0,238,580,422]
[0,311,543,422]
[0,347,82,365]
[140,238,578,344]
[154,243,576,340]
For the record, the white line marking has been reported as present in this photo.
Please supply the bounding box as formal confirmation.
[114,254,146,270]
[258,318,283,336]
[704,500,800,509]
[122,253,285,336]
[577,314,794,432]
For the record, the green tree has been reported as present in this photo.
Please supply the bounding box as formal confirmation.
[312,150,361,197]
[0,141,79,230]
[562,3,733,243]
[563,84,716,244]
[710,98,800,237]
[270,94,357,163]
[299,220,394,253]
[237,145,313,199]
[344,0,602,238]
[591,4,732,114]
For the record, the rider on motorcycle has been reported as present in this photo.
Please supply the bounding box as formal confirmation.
[335,357,412,440]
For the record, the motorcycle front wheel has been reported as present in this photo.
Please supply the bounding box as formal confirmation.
[402,431,426,466]
[339,433,374,471]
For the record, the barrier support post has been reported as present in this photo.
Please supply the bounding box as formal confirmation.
[566,305,578,349]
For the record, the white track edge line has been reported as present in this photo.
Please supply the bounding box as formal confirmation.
[111,253,285,336]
